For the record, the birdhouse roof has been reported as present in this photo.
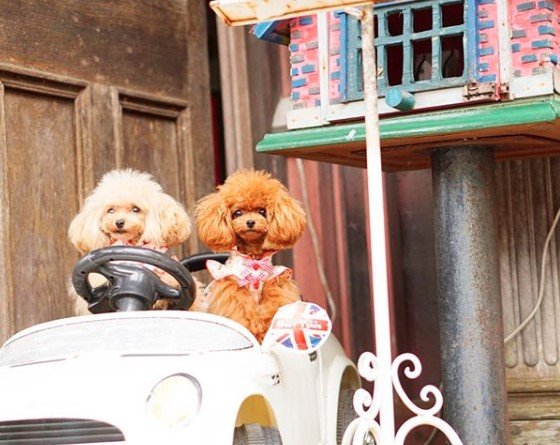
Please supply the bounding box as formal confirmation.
[251,20,290,45]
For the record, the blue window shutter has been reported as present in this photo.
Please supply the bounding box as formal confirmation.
[340,0,476,104]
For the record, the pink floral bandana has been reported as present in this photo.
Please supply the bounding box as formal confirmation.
[206,250,291,301]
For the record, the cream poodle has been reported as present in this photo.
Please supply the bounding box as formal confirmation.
[68,169,192,314]
[194,169,307,342]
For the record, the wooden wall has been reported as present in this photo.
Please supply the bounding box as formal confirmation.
[0,0,214,344]
[497,158,560,444]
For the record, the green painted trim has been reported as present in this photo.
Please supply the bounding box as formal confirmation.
[257,98,560,153]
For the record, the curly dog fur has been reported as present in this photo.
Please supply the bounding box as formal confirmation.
[194,169,306,342]
[68,169,192,314]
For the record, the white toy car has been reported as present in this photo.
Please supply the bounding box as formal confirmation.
[0,247,360,445]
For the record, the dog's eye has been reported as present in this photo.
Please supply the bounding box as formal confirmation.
[258,208,267,217]
[107,208,115,214]
[232,210,243,219]
[132,206,141,213]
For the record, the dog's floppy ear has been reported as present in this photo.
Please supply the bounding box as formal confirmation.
[142,194,191,248]
[264,188,307,251]
[195,191,236,252]
[68,205,109,255]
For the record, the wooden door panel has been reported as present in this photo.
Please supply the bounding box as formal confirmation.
[3,88,80,331]
[0,0,190,97]
[120,102,197,257]
[122,111,182,200]
[0,0,213,345]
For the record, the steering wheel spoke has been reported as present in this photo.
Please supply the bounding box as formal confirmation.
[72,246,196,313]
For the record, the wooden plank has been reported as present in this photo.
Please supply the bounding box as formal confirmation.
[331,165,353,355]
[177,109,199,255]
[0,67,84,99]
[530,159,558,366]
[511,161,540,366]
[210,0,378,26]
[184,1,216,220]
[0,83,14,345]
[5,89,79,331]
[317,163,341,326]
[0,0,191,98]
[217,21,255,172]
[91,85,122,181]
[511,420,560,444]
[218,18,289,172]
[248,42,288,171]
[509,392,560,421]
[341,166,374,360]
[289,162,326,306]
[497,162,520,368]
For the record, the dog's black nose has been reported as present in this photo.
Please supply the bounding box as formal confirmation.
[115,219,125,229]
[246,220,256,229]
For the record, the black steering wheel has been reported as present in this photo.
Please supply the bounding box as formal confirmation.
[72,246,196,313]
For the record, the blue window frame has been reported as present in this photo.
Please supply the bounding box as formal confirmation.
[340,0,477,103]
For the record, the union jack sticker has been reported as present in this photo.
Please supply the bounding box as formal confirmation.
[263,301,332,353]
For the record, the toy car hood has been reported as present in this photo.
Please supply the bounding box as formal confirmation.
[0,312,275,444]
[0,311,260,360]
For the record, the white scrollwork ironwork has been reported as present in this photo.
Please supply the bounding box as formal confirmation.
[395,416,463,445]
[342,352,464,445]
[392,353,443,417]
[341,417,380,445]
[352,352,381,420]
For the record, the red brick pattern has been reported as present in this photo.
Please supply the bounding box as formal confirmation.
[478,0,501,83]
[329,13,342,103]
[290,16,320,109]
[510,0,560,77]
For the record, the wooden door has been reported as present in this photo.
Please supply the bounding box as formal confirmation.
[0,0,214,343]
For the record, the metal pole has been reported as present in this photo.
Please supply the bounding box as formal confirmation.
[431,146,510,444]
[361,7,396,442]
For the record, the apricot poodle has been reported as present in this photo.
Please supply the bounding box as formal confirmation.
[194,169,307,342]
[68,169,191,314]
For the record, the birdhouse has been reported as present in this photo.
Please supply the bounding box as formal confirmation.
[254,0,560,169]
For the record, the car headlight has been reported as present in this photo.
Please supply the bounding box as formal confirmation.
[146,374,201,428]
